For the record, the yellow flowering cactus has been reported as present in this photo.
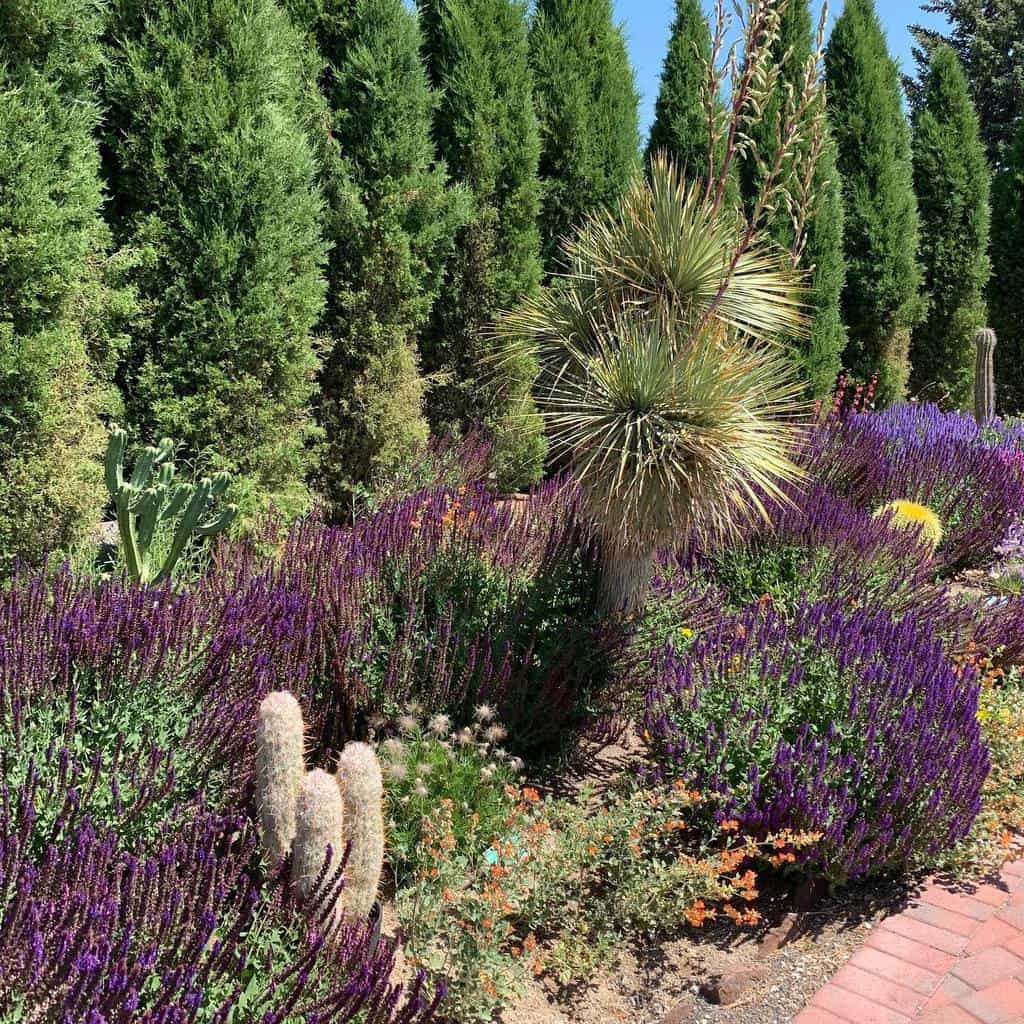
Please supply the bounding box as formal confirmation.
[875,500,944,551]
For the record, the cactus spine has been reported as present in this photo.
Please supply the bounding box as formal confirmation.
[255,692,305,867]
[291,769,346,917]
[974,327,997,426]
[105,426,238,585]
[335,742,385,920]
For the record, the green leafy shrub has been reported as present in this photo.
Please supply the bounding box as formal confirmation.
[418,0,547,491]
[825,0,923,403]
[0,0,127,572]
[910,44,991,406]
[103,0,327,519]
[287,0,468,512]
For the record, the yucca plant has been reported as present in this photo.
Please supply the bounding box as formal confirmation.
[495,159,807,614]
[490,0,830,615]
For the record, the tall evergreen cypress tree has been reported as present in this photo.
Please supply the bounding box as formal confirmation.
[991,122,1024,413]
[825,0,922,403]
[646,0,714,178]
[911,45,991,407]
[739,0,846,398]
[0,0,125,569]
[286,0,467,511]
[103,0,327,518]
[418,0,546,490]
[529,0,640,267]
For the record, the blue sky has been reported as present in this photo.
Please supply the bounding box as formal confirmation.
[613,1,952,138]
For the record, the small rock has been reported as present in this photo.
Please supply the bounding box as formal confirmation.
[757,912,800,957]
[700,966,767,1006]
[660,995,696,1023]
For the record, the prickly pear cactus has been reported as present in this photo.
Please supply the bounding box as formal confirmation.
[104,426,238,585]
[974,328,997,426]
[255,692,305,867]
[336,742,385,920]
[291,769,346,916]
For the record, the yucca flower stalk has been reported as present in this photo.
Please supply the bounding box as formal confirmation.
[494,157,809,615]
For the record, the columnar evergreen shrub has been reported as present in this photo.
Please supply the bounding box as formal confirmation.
[739,0,846,398]
[289,0,467,510]
[529,0,640,268]
[0,0,124,570]
[103,0,327,518]
[646,0,718,181]
[991,122,1024,412]
[418,0,547,491]
[825,0,922,403]
[910,0,1024,165]
[911,45,991,407]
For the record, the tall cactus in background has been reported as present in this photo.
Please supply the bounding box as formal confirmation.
[255,692,305,867]
[336,743,385,920]
[974,327,997,425]
[105,426,237,585]
[291,769,346,915]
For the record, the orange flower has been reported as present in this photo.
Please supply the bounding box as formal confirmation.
[587,843,598,857]
[684,901,709,927]
[721,819,740,832]
[522,787,541,803]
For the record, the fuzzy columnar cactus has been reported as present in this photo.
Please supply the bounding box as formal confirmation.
[974,328,997,426]
[336,742,385,920]
[291,769,346,913]
[255,691,306,867]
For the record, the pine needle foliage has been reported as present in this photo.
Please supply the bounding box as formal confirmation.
[991,122,1024,413]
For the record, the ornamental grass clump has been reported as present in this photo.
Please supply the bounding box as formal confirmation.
[643,599,990,882]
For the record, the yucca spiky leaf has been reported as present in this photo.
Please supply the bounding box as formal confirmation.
[492,156,808,567]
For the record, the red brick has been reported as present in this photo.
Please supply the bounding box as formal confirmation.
[791,1008,849,1024]
[850,945,943,994]
[917,1007,985,1023]
[832,963,925,1016]
[995,906,1024,931]
[906,902,981,937]
[918,885,1000,922]
[952,947,1024,991]
[865,928,960,973]
[966,917,1024,954]
[960,977,1024,1024]
[811,983,913,1023]
[1010,888,1024,909]
[1005,934,1024,961]
[883,913,971,955]
[922,976,976,1011]
[1001,859,1024,879]
[966,883,1014,907]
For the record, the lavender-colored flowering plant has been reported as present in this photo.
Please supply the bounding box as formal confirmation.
[643,599,989,882]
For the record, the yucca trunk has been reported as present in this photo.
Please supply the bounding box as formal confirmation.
[597,544,655,619]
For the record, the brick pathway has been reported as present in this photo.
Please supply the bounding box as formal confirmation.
[794,859,1024,1024]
